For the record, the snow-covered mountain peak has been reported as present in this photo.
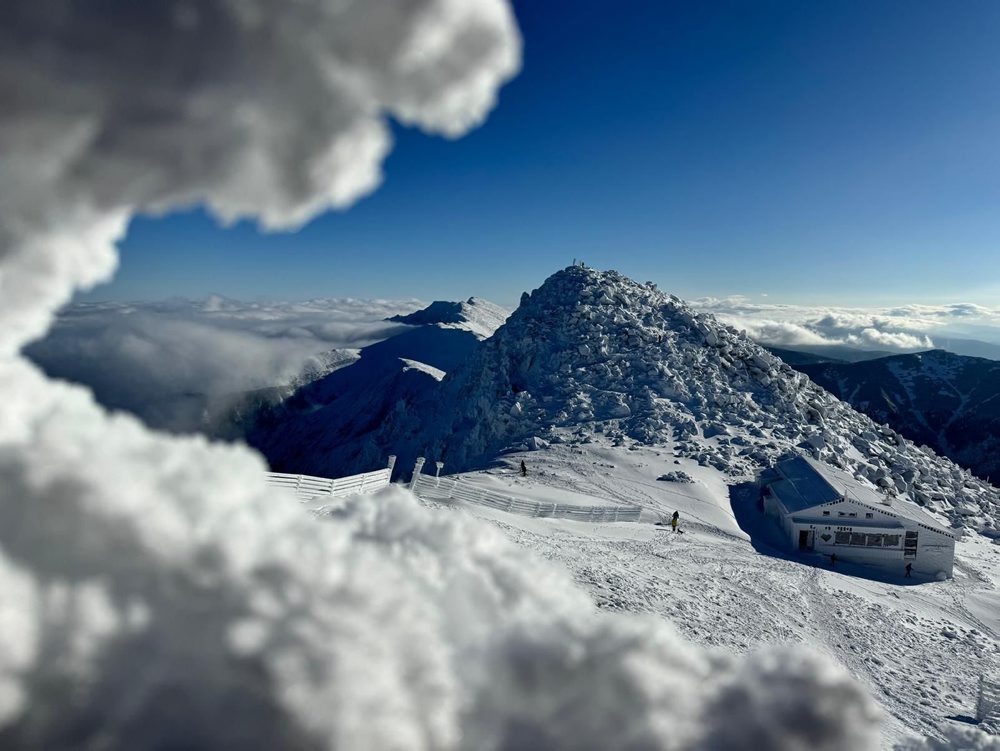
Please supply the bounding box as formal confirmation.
[510,264,729,349]
[252,265,999,535]
[388,297,509,339]
[396,266,1000,533]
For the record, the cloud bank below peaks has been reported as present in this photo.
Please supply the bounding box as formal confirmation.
[690,298,1000,353]
[24,297,421,432]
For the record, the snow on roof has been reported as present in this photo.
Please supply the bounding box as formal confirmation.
[807,456,957,539]
[769,455,842,513]
[770,455,956,538]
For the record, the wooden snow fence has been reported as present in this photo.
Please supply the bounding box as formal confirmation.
[410,471,642,523]
[266,456,395,501]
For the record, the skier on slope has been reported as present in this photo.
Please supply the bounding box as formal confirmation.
[671,511,679,533]
[520,460,527,477]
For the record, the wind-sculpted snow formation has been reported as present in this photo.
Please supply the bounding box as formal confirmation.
[345,266,999,534]
[0,2,887,748]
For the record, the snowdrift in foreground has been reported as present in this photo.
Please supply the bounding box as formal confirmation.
[0,393,880,749]
[0,2,881,747]
[899,727,1000,750]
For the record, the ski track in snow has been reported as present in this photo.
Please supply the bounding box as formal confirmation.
[422,439,1000,749]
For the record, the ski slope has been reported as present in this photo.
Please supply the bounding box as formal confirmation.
[420,438,1000,748]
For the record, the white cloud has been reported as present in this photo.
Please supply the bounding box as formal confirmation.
[25,298,421,431]
[847,328,933,351]
[691,297,1000,352]
[0,0,522,351]
[0,2,880,746]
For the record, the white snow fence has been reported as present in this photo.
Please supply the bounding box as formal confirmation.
[266,456,396,501]
[410,458,642,522]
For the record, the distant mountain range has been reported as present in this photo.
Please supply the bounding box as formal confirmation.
[766,336,1000,364]
[764,345,894,364]
[780,349,1000,483]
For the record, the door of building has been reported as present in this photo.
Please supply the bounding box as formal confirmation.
[798,530,814,550]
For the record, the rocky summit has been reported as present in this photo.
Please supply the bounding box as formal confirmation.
[261,266,1000,536]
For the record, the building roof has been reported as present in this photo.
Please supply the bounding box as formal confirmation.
[769,455,842,513]
[769,454,957,539]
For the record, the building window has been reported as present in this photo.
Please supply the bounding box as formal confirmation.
[883,535,900,547]
[904,531,918,558]
[835,531,851,545]
[865,513,873,519]
[838,511,846,517]
[848,512,857,518]
[822,511,830,516]
[865,534,883,547]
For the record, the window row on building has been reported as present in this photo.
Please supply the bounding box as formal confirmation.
[833,531,902,548]
[822,509,876,519]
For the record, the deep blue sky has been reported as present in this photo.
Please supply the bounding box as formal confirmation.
[91,1,1000,308]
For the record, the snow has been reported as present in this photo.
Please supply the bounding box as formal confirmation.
[399,357,446,381]
[242,264,1000,747]
[0,3,917,746]
[389,298,511,340]
[335,266,999,535]
[420,437,1000,748]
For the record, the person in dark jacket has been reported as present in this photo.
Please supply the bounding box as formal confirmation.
[671,511,679,532]
[520,460,527,477]
[905,562,913,578]
[830,553,837,568]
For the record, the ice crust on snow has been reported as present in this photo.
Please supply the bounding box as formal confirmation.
[339,266,998,534]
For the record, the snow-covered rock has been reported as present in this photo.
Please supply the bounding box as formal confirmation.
[362,266,999,533]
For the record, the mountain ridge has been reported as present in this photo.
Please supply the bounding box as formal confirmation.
[255,266,999,536]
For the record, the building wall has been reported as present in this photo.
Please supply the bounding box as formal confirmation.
[912,541,954,579]
[781,498,955,579]
[801,497,898,526]
[762,468,956,579]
